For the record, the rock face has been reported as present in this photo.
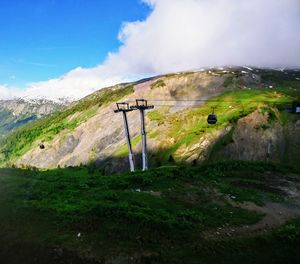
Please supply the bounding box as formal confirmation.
[0,99,65,138]
[0,99,63,117]
[2,68,299,170]
[211,110,300,166]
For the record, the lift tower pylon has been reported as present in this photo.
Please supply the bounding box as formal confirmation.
[114,102,135,172]
[131,99,154,171]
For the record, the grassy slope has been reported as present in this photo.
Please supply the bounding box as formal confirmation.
[0,161,300,263]
[0,85,134,165]
[116,69,300,163]
[113,88,298,163]
[1,69,300,168]
[0,110,39,138]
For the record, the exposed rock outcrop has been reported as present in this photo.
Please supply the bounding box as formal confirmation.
[211,110,300,166]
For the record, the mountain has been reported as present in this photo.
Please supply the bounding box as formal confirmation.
[0,67,299,170]
[0,98,67,138]
[1,67,300,263]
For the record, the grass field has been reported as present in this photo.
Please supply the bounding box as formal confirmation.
[0,161,300,263]
[0,70,300,263]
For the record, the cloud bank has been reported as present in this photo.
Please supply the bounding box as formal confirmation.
[2,0,300,100]
[0,85,21,100]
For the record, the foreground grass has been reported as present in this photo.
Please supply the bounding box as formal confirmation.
[0,161,299,263]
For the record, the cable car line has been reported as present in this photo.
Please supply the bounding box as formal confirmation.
[125,99,290,104]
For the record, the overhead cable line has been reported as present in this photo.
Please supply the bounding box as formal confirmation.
[124,99,291,104]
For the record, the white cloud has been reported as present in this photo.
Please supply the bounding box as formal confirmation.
[1,0,300,101]
[107,0,300,73]
[21,66,128,101]
[0,85,22,100]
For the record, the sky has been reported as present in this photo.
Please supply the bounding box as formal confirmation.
[0,0,150,88]
[0,0,300,101]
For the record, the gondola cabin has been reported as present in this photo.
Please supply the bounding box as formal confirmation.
[39,143,45,149]
[293,101,300,114]
[207,114,217,125]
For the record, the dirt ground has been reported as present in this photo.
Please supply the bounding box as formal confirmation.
[203,175,300,240]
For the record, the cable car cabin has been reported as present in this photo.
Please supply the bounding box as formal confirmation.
[39,144,45,149]
[293,101,300,114]
[207,114,217,125]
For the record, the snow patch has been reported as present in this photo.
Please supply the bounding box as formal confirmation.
[242,66,253,71]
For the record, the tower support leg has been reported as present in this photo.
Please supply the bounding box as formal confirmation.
[140,110,148,171]
[122,111,135,172]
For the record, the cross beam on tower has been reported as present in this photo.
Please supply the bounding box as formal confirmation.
[131,99,154,171]
[114,102,135,172]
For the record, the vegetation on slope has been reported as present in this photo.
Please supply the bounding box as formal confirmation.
[150,79,166,90]
[0,85,134,165]
[260,69,300,88]
[0,69,299,262]
[148,89,295,163]
[0,161,299,263]
[0,110,37,138]
[1,69,300,169]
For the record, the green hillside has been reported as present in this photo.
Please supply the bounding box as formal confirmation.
[0,69,300,263]
[0,110,37,137]
[0,84,134,164]
[0,161,300,263]
[0,68,299,170]
[130,89,295,163]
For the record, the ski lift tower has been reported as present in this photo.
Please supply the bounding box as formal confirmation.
[131,99,154,171]
[114,102,135,172]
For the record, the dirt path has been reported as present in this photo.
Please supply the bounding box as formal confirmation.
[203,201,300,240]
[203,176,300,240]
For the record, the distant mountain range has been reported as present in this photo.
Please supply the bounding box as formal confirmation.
[0,67,299,171]
[0,98,67,138]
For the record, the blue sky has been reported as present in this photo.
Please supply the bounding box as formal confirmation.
[1,0,299,100]
[0,0,150,87]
